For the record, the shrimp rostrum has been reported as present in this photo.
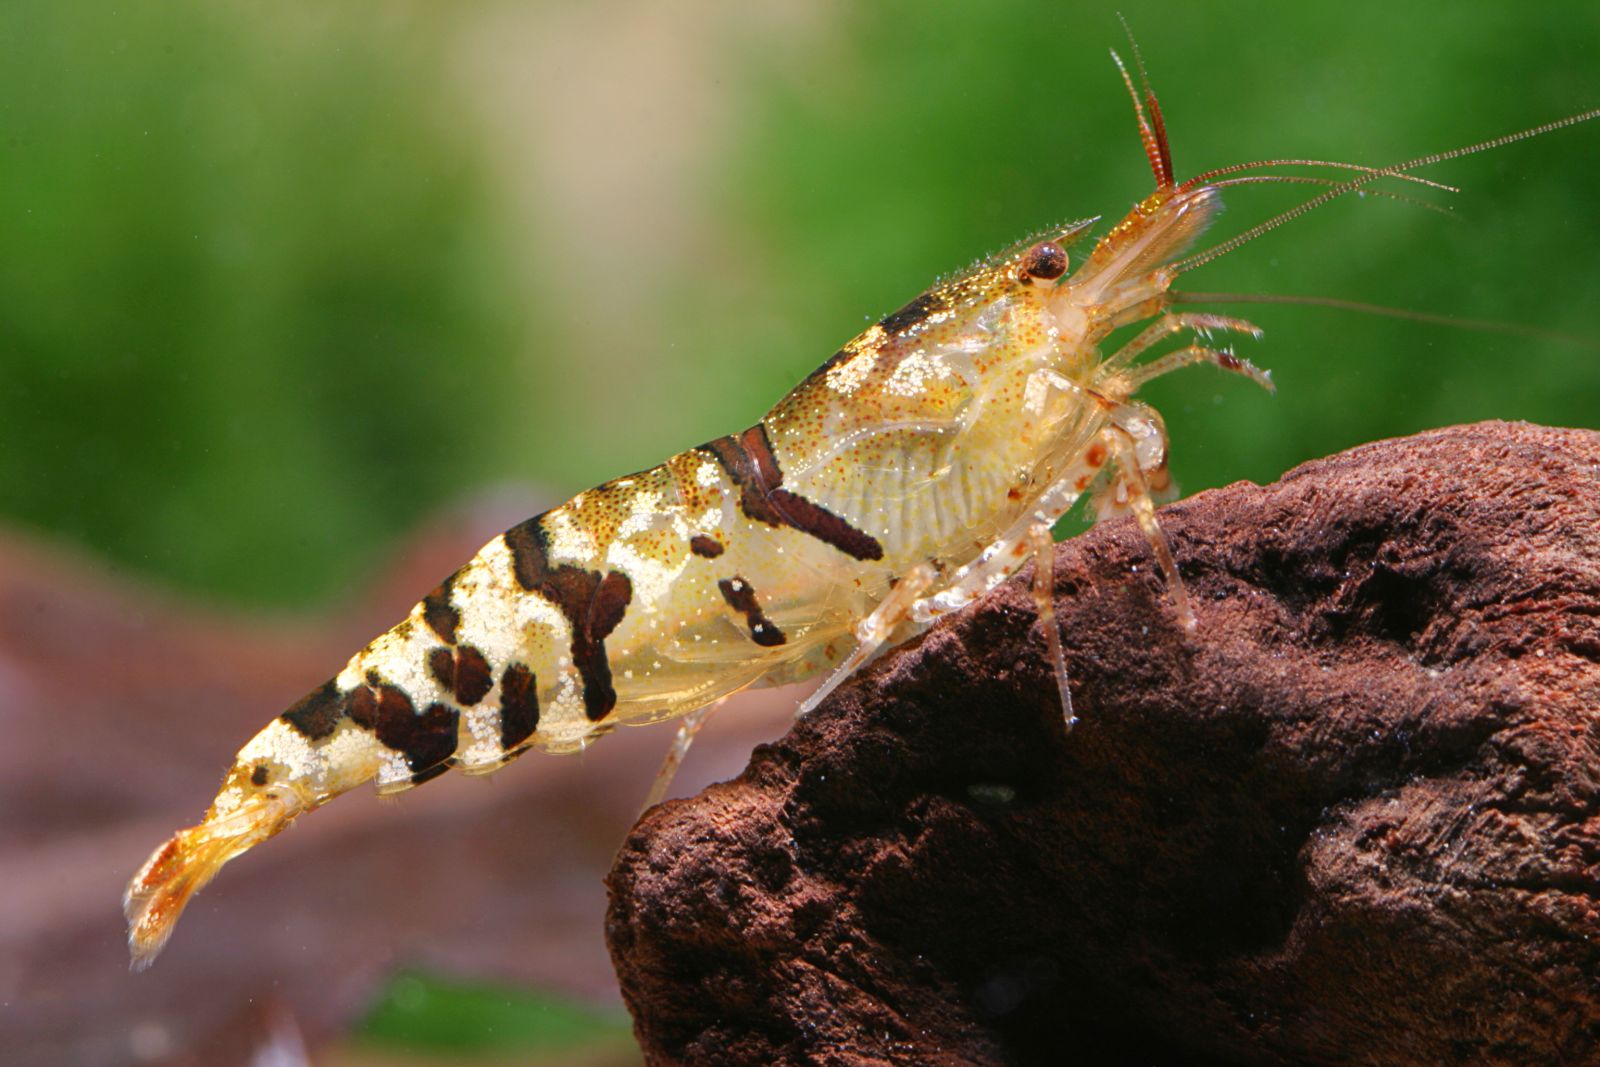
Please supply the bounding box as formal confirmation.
[124,44,1599,967]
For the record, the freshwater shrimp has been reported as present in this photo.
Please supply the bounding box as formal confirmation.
[123,37,1599,969]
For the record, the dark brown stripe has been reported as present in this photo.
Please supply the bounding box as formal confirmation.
[689,534,724,559]
[281,680,343,741]
[739,424,783,488]
[700,428,789,529]
[766,489,884,561]
[504,518,634,722]
[878,291,939,335]
[717,576,787,648]
[421,576,461,644]
[499,662,540,750]
[700,424,884,562]
[801,347,854,388]
[453,645,493,706]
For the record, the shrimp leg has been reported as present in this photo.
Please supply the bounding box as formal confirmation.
[908,368,1196,634]
[1091,332,1278,627]
[1098,312,1263,377]
[795,562,939,718]
[1029,521,1077,731]
[1117,342,1274,393]
[641,697,724,811]
[1094,416,1195,628]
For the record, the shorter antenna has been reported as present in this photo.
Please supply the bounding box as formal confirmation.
[1174,291,1600,352]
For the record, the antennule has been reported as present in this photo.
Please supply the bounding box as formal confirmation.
[1112,14,1174,190]
[1110,49,1167,191]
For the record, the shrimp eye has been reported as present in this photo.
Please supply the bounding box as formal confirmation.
[1020,241,1068,281]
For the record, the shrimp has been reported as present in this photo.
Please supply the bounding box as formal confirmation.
[123,34,1599,969]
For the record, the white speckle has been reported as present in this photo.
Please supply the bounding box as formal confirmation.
[884,351,952,397]
[545,509,597,561]
[321,724,383,780]
[239,720,322,779]
[825,347,879,393]
[458,706,504,769]
[609,538,687,607]
[376,751,413,788]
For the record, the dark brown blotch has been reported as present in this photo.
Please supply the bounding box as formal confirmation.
[427,646,456,690]
[421,575,461,644]
[281,680,344,741]
[690,534,725,559]
[504,518,634,722]
[426,644,494,706]
[348,684,379,729]
[250,764,269,787]
[499,662,540,751]
[454,645,494,706]
[718,576,787,648]
[370,686,459,774]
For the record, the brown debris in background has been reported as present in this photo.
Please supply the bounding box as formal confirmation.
[607,422,1600,1067]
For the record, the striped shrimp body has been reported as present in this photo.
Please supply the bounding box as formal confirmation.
[125,41,1598,967]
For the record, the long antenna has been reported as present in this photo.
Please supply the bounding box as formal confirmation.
[1172,108,1600,274]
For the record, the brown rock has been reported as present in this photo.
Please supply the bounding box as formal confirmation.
[606,422,1600,1067]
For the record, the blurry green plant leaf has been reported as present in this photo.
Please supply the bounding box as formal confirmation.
[358,972,633,1056]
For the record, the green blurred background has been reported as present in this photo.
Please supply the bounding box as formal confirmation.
[3,1,1596,1060]
[3,1,1596,613]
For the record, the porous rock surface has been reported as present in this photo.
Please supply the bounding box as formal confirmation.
[606,422,1600,1067]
